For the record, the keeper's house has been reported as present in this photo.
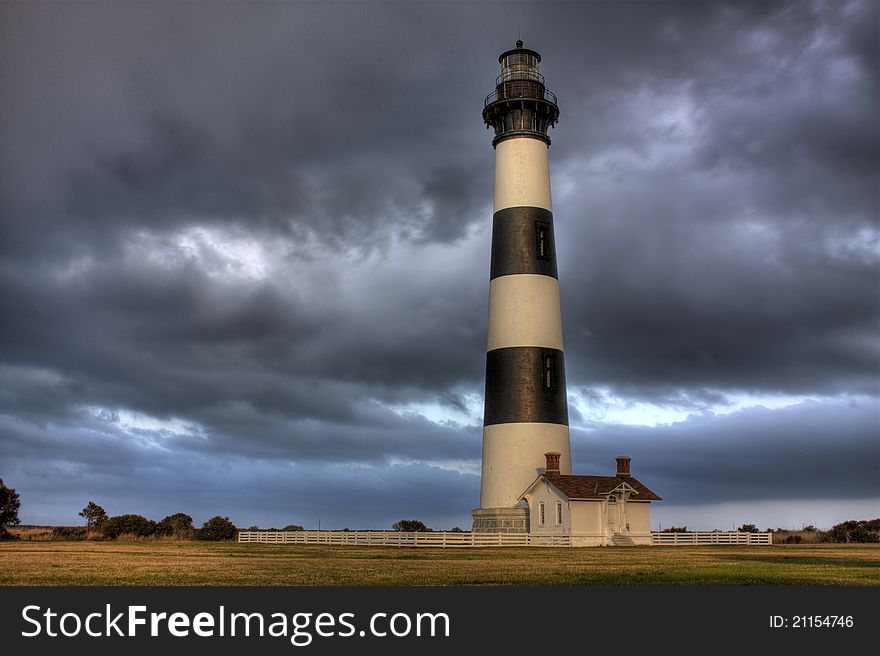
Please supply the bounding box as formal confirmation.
[520,454,661,546]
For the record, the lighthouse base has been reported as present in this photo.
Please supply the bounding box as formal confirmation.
[471,507,529,533]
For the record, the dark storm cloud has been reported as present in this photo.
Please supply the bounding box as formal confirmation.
[0,1,877,526]
[551,0,878,397]
[572,397,879,505]
[0,2,496,259]
[4,393,873,528]
[6,415,481,530]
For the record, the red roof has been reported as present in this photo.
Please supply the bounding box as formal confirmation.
[541,474,662,501]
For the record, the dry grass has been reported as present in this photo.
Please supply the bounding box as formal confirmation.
[7,527,55,541]
[113,532,197,542]
[8,526,107,541]
[7,527,200,542]
[771,529,824,544]
[0,541,878,586]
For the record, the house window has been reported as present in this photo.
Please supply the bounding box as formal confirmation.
[543,351,557,391]
[538,501,545,527]
[556,501,563,526]
[535,221,551,261]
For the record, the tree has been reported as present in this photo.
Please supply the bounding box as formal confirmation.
[392,519,428,532]
[79,502,108,528]
[200,516,237,541]
[156,513,194,537]
[661,526,687,533]
[283,524,304,531]
[0,478,21,528]
[826,519,880,544]
[737,524,759,533]
[102,514,157,539]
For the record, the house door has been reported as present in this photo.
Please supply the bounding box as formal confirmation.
[607,500,619,534]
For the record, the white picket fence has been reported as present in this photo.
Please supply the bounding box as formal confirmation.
[237,530,572,547]
[238,530,771,547]
[652,531,772,545]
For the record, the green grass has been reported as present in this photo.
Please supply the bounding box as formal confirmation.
[1,541,877,586]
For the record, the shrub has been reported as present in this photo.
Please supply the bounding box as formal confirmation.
[283,524,304,531]
[829,520,880,543]
[661,526,688,533]
[156,513,195,538]
[0,527,19,541]
[0,478,21,527]
[200,516,237,541]
[392,519,428,532]
[825,519,880,543]
[737,524,759,533]
[52,526,87,540]
[782,534,803,544]
[102,514,157,539]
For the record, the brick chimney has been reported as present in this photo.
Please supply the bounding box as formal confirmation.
[544,452,561,475]
[615,456,631,477]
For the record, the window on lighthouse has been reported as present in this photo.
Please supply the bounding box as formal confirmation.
[536,221,551,260]
[543,352,557,391]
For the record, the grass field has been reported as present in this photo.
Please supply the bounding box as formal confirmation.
[1,541,878,585]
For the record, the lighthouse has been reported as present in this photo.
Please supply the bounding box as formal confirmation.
[472,41,572,533]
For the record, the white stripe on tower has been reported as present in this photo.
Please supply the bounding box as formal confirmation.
[487,274,563,351]
[493,138,553,212]
[480,423,572,509]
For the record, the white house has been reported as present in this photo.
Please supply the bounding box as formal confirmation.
[519,454,661,546]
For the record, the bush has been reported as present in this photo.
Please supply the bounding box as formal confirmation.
[102,514,157,539]
[737,524,759,533]
[0,478,21,527]
[52,526,87,541]
[283,524,304,531]
[156,513,195,538]
[782,534,803,544]
[200,516,237,541]
[0,527,19,541]
[661,526,688,533]
[392,519,428,532]
[826,519,880,543]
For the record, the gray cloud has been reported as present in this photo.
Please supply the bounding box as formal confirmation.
[572,397,879,504]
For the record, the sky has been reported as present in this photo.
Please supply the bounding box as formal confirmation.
[0,0,877,531]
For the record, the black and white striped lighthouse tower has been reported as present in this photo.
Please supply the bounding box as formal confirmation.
[472,41,570,533]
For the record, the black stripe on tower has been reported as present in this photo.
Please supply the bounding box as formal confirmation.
[483,347,568,426]
[490,206,558,280]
